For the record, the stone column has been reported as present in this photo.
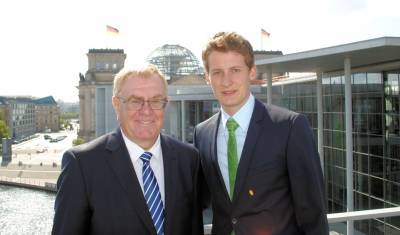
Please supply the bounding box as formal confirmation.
[344,57,354,235]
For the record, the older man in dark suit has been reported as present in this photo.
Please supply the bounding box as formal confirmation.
[52,64,203,235]
[194,32,329,235]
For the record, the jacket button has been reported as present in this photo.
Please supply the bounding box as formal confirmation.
[232,218,237,225]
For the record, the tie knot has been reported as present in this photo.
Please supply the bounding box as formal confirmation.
[226,118,239,132]
[140,152,152,162]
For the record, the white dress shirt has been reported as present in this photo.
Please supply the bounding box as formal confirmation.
[217,94,255,194]
[121,130,165,204]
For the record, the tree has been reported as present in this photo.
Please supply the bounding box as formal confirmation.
[59,117,71,130]
[0,119,9,139]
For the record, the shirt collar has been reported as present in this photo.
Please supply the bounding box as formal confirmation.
[221,93,255,132]
[120,129,162,163]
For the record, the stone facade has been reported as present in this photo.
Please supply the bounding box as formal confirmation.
[78,49,126,141]
[35,98,60,132]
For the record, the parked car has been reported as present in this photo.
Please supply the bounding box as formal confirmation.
[49,135,67,143]
[36,147,48,153]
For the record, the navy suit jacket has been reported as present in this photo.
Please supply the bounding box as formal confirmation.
[194,99,329,235]
[52,129,203,235]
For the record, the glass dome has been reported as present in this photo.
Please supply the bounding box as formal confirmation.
[146,44,204,81]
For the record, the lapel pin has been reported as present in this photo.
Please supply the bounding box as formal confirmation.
[249,189,254,196]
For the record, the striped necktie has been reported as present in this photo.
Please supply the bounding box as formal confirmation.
[140,152,165,235]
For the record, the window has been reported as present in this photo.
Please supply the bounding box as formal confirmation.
[355,173,369,194]
[367,73,383,93]
[353,73,367,93]
[354,153,369,174]
[370,156,384,178]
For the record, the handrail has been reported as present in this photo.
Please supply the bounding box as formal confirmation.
[327,206,400,223]
[203,207,400,234]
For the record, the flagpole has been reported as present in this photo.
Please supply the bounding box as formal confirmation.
[261,34,263,50]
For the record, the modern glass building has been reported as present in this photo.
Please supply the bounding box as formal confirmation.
[269,72,399,234]
[8,98,36,140]
[256,37,400,234]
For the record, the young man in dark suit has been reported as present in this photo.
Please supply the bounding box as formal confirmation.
[194,32,329,235]
[52,64,203,235]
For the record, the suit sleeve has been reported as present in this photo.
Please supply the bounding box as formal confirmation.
[286,114,329,235]
[191,148,205,235]
[193,126,211,210]
[52,151,91,235]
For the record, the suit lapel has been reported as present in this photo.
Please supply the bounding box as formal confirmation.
[232,99,266,204]
[210,112,231,201]
[104,129,156,235]
[160,134,177,235]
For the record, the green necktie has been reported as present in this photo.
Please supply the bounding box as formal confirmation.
[226,118,239,199]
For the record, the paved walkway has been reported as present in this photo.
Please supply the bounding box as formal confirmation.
[0,152,61,191]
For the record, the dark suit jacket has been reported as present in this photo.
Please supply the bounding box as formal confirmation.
[52,129,203,235]
[194,99,329,235]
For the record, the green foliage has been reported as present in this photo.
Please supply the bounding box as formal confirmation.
[59,112,78,129]
[61,112,79,119]
[0,119,9,139]
[73,137,85,146]
[59,117,71,130]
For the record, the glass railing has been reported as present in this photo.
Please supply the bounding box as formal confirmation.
[203,207,400,235]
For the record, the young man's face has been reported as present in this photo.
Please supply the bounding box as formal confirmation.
[206,50,256,116]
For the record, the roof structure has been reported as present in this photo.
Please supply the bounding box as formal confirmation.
[34,96,57,105]
[256,37,400,73]
[147,44,204,81]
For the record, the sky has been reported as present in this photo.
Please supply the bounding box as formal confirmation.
[0,0,399,103]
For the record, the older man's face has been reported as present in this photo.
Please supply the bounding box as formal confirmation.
[113,75,167,149]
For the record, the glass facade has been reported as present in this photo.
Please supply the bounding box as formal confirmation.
[183,100,219,143]
[270,71,400,234]
[165,100,219,143]
[11,101,36,140]
[146,44,204,81]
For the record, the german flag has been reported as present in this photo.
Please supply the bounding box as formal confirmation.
[261,28,270,39]
[106,25,119,36]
